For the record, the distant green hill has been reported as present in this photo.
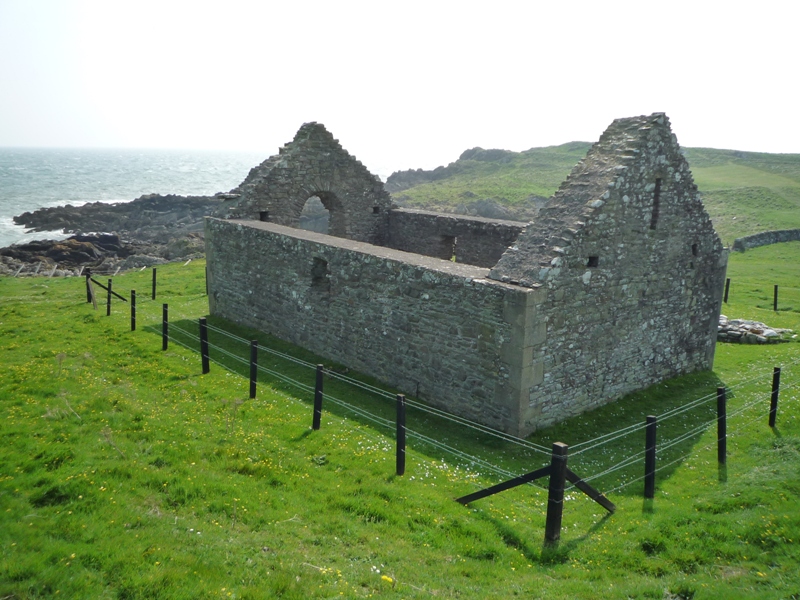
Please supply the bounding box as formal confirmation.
[387,144,800,246]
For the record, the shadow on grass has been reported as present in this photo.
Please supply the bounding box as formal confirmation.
[145,316,735,512]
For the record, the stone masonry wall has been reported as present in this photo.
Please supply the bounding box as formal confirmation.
[732,229,800,252]
[386,208,526,267]
[219,123,392,245]
[205,217,537,434]
[496,114,728,432]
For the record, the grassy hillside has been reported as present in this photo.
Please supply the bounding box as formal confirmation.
[388,142,591,208]
[390,145,800,246]
[2,252,800,599]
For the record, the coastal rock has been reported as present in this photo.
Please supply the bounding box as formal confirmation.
[4,194,222,275]
[13,193,222,242]
[0,231,203,276]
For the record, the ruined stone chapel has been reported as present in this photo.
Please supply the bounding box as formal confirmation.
[205,113,727,437]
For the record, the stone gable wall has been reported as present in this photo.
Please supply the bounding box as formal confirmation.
[220,123,392,245]
[511,115,727,431]
[386,208,526,267]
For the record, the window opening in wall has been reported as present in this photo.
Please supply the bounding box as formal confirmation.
[311,257,331,292]
[259,210,270,222]
[587,256,599,267]
[650,178,662,230]
[692,243,698,256]
[440,235,457,262]
[372,206,380,214]
[299,196,330,234]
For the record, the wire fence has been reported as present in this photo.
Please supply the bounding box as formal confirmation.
[82,269,800,526]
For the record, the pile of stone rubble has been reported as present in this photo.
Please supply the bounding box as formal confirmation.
[718,315,795,344]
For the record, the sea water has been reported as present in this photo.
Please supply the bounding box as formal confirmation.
[0,148,267,249]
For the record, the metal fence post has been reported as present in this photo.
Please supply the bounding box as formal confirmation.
[544,442,568,544]
[396,394,406,476]
[644,415,657,499]
[131,290,136,331]
[162,304,168,351]
[106,279,112,316]
[770,367,781,428]
[312,364,324,430]
[199,318,210,374]
[249,340,258,399]
[717,387,727,465]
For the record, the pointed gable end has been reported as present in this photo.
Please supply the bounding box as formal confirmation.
[219,122,391,245]
[489,113,724,286]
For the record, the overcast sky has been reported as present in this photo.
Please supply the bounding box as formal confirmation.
[1,0,798,174]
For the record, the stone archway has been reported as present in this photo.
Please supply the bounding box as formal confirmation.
[298,196,330,234]
[293,191,347,237]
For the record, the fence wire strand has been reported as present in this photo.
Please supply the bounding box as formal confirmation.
[97,275,800,509]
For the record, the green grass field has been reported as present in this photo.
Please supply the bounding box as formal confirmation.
[390,144,800,247]
[2,245,800,599]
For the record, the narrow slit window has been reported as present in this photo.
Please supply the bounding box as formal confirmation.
[649,178,662,230]
[692,243,698,256]
[587,256,599,268]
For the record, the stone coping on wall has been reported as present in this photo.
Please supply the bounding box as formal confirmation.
[213,218,535,289]
[389,207,528,227]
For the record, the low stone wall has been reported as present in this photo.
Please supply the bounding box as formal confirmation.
[732,229,800,252]
[205,218,536,434]
[386,208,525,268]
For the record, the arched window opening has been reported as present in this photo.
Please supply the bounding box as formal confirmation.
[299,196,330,234]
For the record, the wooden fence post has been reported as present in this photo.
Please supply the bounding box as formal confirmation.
[162,304,168,351]
[249,340,258,399]
[396,394,406,476]
[85,269,92,303]
[717,387,727,465]
[769,366,781,428]
[724,278,731,303]
[312,364,324,430]
[131,290,136,331]
[774,285,779,312]
[544,442,569,544]
[152,267,157,300]
[106,279,112,316]
[644,415,657,499]
[199,318,210,374]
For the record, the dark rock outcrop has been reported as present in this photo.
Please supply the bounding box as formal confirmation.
[14,194,222,242]
[3,193,222,275]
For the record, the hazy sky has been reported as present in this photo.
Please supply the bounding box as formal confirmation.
[1,0,798,175]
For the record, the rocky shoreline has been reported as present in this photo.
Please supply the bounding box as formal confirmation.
[1,193,230,276]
